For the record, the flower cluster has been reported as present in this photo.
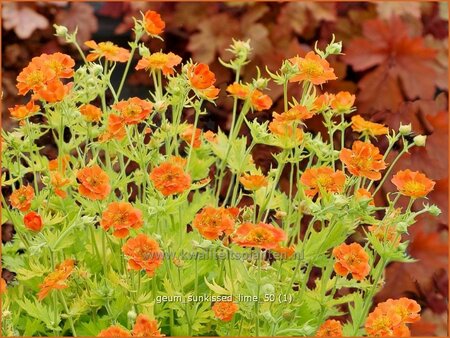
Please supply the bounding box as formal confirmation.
[1,9,439,338]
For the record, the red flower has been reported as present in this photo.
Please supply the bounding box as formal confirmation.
[24,211,43,232]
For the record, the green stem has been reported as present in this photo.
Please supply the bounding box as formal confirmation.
[351,258,386,336]
[116,34,142,100]
[59,291,77,336]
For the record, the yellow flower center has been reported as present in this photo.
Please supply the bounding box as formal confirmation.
[99,42,119,55]
[26,70,45,86]
[316,174,333,188]
[301,60,324,77]
[148,53,169,69]
[403,181,425,195]
[124,103,142,117]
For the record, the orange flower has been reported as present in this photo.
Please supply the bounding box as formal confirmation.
[300,167,346,197]
[368,223,400,248]
[233,222,287,250]
[351,115,388,137]
[98,325,131,337]
[33,78,72,103]
[76,165,111,200]
[193,206,238,240]
[50,171,70,199]
[180,124,202,148]
[188,63,216,90]
[273,245,296,259]
[312,93,334,112]
[0,278,6,294]
[36,52,75,78]
[391,170,435,198]
[48,155,71,172]
[143,10,165,35]
[149,162,191,196]
[112,97,153,125]
[85,40,130,63]
[365,298,420,337]
[331,91,355,113]
[250,89,272,111]
[332,242,370,281]
[23,211,43,232]
[339,141,386,180]
[289,51,337,85]
[273,105,314,122]
[16,53,74,96]
[122,234,163,276]
[99,114,127,142]
[268,120,304,144]
[226,82,250,99]
[9,101,39,120]
[135,52,181,76]
[365,307,406,337]
[100,202,143,238]
[316,319,343,336]
[212,301,239,322]
[37,259,75,300]
[239,173,268,191]
[355,188,375,206]
[16,62,52,95]
[79,104,102,122]
[170,156,187,168]
[201,85,220,100]
[10,185,35,212]
[203,130,218,143]
[132,314,164,337]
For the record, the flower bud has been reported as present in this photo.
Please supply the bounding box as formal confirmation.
[91,64,103,76]
[138,43,150,57]
[396,222,409,233]
[53,24,68,37]
[260,283,275,296]
[252,77,270,90]
[413,135,427,147]
[282,309,295,321]
[399,123,412,135]
[127,309,137,322]
[154,100,168,114]
[231,39,252,61]
[428,205,441,216]
[325,40,342,56]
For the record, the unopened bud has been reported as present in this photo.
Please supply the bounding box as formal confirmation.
[54,24,68,37]
[428,205,441,216]
[325,40,342,56]
[413,135,427,147]
[399,123,412,135]
[127,309,137,322]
